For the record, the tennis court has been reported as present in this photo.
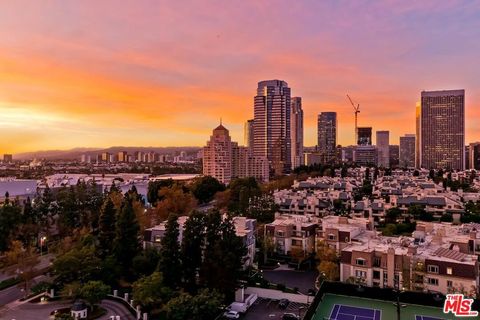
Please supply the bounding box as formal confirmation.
[313,293,456,320]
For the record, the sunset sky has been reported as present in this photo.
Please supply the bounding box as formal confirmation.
[1,1,480,153]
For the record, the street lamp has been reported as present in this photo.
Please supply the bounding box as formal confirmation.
[40,236,47,256]
[393,281,407,320]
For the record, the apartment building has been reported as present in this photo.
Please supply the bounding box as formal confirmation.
[265,214,319,256]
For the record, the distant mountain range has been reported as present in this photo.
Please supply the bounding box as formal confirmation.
[14,146,202,160]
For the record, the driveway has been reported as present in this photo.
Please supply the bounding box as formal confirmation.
[262,269,318,294]
[241,297,308,320]
[100,299,136,320]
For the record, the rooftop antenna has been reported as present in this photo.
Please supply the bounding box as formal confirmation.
[347,94,361,144]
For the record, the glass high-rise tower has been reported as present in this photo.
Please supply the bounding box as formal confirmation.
[253,80,291,175]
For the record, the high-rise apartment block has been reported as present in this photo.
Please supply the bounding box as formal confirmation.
[317,112,337,163]
[415,102,421,168]
[376,131,389,167]
[290,97,304,169]
[420,90,465,170]
[399,134,416,168]
[253,80,291,175]
[203,123,269,184]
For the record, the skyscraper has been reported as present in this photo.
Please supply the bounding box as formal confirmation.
[420,90,465,170]
[399,134,416,168]
[317,112,337,163]
[253,80,291,175]
[415,102,421,168]
[469,142,480,170]
[290,97,303,169]
[376,131,390,167]
[357,127,372,145]
[244,119,254,153]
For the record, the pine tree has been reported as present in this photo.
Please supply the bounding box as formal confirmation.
[113,196,140,270]
[98,197,116,257]
[159,213,182,289]
[181,210,205,293]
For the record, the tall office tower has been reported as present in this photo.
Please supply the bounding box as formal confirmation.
[421,90,465,170]
[134,151,144,162]
[389,145,399,168]
[376,131,390,167]
[118,151,128,162]
[317,112,337,163]
[203,123,234,184]
[399,134,416,168]
[290,97,304,169]
[469,142,480,170]
[357,127,372,145]
[253,80,291,175]
[415,102,421,168]
[244,119,254,152]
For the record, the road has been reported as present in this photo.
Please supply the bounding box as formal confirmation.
[0,275,49,307]
[0,253,54,282]
[100,299,136,320]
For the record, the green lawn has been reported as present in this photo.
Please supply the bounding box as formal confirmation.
[312,293,456,320]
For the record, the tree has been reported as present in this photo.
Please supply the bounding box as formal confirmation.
[79,281,110,309]
[147,179,174,206]
[201,213,246,301]
[98,197,116,257]
[159,213,182,289]
[57,186,79,233]
[113,196,140,271]
[190,176,225,204]
[440,213,453,222]
[53,245,101,284]
[341,166,348,178]
[5,240,39,296]
[0,196,22,252]
[227,177,261,213]
[163,289,224,320]
[182,210,206,293]
[132,272,172,311]
[153,184,197,223]
[385,207,402,224]
[318,261,338,281]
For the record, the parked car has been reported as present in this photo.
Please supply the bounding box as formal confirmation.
[278,298,290,309]
[223,310,240,319]
[282,313,300,320]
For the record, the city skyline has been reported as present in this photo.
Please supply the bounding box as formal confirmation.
[2,1,480,153]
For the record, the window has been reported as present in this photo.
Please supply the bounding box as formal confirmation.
[446,267,453,275]
[276,230,284,237]
[447,280,453,288]
[373,270,380,280]
[355,270,367,279]
[328,234,336,240]
[154,235,162,243]
[427,265,439,274]
[427,278,439,286]
[373,257,381,267]
[292,239,302,246]
[356,258,366,266]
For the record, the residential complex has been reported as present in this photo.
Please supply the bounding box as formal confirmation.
[203,123,269,184]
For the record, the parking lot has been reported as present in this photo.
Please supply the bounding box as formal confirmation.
[241,297,309,320]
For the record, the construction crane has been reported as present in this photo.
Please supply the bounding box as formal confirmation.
[347,94,360,144]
